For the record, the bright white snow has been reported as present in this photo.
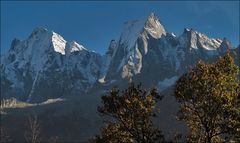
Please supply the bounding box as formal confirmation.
[52,32,67,55]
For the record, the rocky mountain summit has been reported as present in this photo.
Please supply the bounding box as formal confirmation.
[1,13,237,102]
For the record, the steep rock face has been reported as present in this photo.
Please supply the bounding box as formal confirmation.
[1,13,238,140]
[98,40,118,83]
[95,13,235,137]
[104,13,233,90]
[1,13,236,102]
[105,13,167,82]
[1,28,104,102]
[175,28,228,73]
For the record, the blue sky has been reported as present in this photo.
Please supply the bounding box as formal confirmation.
[1,1,239,55]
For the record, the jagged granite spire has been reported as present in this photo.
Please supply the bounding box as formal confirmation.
[144,12,166,38]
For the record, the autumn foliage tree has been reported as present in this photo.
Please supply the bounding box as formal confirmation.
[174,52,239,143]
[94,83,165,143]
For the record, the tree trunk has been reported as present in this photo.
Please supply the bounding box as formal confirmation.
[207,135,212,143]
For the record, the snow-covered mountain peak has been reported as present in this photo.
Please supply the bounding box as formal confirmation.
[119,13,166,50]
[28,27,52,42]
[179,28,222,51]
[119,18,146,49]
[31,27,48,35]
[1,27,105,102]
[144,12,166,39]
[1,14,236,103]
[71,41,87,51]
[13,27,91,57]
[27,28,67,55]
[108,13,168,79]
[65,41,87,54]
[51,32,67,55]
